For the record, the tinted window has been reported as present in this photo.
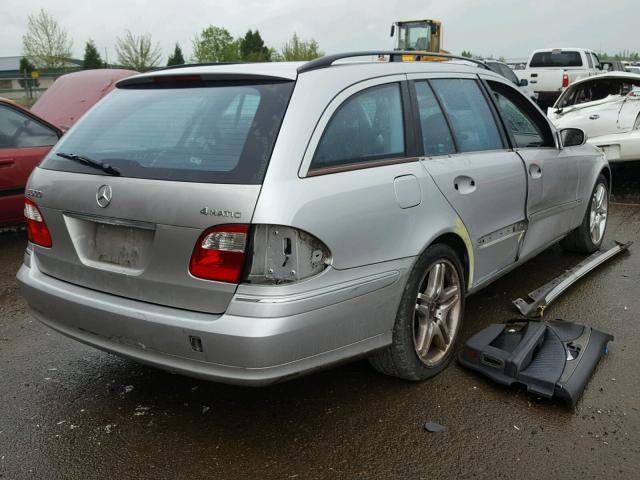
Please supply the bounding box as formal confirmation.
[488,62,519,85]
[414,81,455,155]
[0,106,58,149]
[490,82,553,148]
[311,83,405,169]
[529,51,583,67]
[40,81,294,184]
[430,79,503,153]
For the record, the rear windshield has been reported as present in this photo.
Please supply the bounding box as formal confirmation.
[529,51,583,68]
[40,80,294,184]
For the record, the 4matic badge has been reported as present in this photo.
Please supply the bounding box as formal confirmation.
[200,207,241,219]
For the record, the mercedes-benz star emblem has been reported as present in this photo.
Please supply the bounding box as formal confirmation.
[96,184,113,208]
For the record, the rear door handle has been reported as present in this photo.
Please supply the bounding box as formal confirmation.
[453,175,476,194]
[529,164,542,178]
[0,159,15,168]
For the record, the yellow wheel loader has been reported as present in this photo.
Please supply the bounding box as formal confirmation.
[390,19,448,61]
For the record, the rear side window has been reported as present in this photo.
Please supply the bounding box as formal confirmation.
[40,81,294,184]
[529,51,583,68]
[311,83,405,170]
[414,81,455,155]
[489,82,554,148]
[430,79,503,153]
[0,105,58,149]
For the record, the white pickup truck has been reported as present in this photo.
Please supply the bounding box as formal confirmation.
[516,48,603,108]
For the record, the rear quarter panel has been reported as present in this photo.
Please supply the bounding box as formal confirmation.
[252,69,467,273]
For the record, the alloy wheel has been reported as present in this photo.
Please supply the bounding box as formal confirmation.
[413,259,462,367]
[589,183,608,245]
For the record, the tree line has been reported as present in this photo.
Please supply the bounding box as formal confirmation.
[21,9,324,73]
[598,51,640,62]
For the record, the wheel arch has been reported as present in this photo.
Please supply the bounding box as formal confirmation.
[600,166,612,191]
[423,230,472,292]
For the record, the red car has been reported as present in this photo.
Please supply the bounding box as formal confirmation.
[0,69,136,226]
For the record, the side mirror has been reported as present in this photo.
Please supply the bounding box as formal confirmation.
[519,79,529,87]
[560,128,587,147]
[390,24,395,37]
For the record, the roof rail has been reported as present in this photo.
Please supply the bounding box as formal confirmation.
[298,51,492,74]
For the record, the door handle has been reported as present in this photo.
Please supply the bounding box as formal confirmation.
[529,164,542,179]
[453,175,476,194]
[589,114,600,120]
[0,159,15,168]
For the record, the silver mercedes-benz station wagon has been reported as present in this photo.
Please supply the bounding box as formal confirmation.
[17,52,610,385]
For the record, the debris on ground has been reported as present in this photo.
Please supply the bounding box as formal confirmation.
[133,406,150,416]
[423,422,447,433]
[513,241,632,318]
[459,318,613,407]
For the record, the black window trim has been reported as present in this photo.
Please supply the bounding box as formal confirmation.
[482,77,557,150]
[409,79,459,156]
[307,80,418,177]
[475,77,511,149]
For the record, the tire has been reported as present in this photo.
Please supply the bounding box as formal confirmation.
[369,244,466,381]
[560,174,609,254]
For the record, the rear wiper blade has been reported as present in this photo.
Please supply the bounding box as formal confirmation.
[56,152,120,176]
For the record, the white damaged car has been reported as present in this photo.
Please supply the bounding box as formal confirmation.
[548,72,640,162]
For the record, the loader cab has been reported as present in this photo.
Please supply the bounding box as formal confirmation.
[391,19,443,53]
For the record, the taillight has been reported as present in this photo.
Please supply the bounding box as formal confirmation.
[24,198,52,248]
[562,72,569,88]
[189,224,249,283]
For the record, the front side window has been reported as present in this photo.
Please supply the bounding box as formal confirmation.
[430,79,503,153]
[414,81,455,156]
[489,82,553,148]
[0,106,58,149]
[311,83,405,170]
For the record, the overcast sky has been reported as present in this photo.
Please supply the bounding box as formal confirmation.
[0,0,637,63]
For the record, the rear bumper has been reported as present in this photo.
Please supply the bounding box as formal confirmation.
[590,131,640,163]
[17,252,410,385]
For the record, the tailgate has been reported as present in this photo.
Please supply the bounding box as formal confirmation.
[28,168,259,314]
[26,75,294,314]
[522,69,564,92]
